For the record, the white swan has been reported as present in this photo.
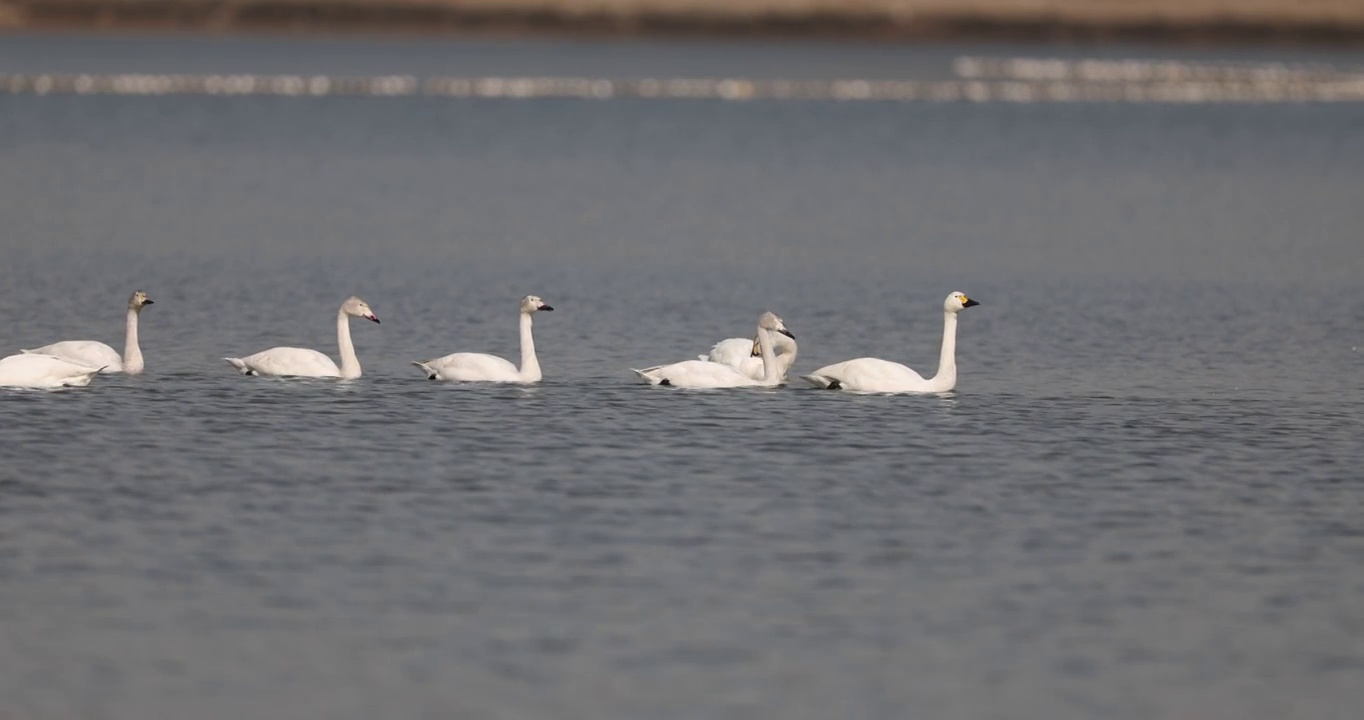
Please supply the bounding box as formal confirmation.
[413,295,554,383]
[633,312,793,388]
[225,296,379,379]
[23,290,154,374]
[0,353,103,388]
[802,292,980,393]
[699,331,798,381]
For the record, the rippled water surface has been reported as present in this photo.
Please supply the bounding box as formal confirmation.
[2,34,1363,720]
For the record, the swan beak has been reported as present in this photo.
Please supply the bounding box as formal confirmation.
[366,314,381,324]
[778,328,795,339]
[144,299,154,304]
[540,305,554,312]
[963,298,980,308]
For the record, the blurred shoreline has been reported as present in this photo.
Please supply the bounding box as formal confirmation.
[3,1,1364,45]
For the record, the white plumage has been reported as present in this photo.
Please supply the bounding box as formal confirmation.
[225,296,379,379]
[699,330,798,381]
[24,290,154,374]
[802,292,980,393]
[414,295,554,383]
[0,353,103,389]
[634,312,794,389]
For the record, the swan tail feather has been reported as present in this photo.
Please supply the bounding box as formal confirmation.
[630,368,665,385]
[59,366,103,387]
[411,361,439,380]
[697,354,709,362]
[801,374,838,389]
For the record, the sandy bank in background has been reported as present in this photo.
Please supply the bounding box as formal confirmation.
[3,0,1364,43]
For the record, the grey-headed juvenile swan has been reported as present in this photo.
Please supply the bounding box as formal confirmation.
[24,290,154,374]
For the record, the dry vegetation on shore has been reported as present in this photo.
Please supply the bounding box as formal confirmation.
[2,0,1363,42]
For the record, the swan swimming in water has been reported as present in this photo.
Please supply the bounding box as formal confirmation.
[225,296,379,378]
[699,330,798,382]
[23,290,154,374]
[413,295,554,383]
[633,312,793,388]
[0,353,103,389]
[802,292,980,393]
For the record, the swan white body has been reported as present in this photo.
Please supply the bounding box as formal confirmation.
[699,332,798,381]
[225,296,379,379]
[23,290,154,374]
[414,296,553,383]
[0,353,102,388]
[634,312,793,388]
[802,292,980,393]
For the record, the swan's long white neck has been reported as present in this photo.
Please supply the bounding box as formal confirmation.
[518,312,541,382]
[763,333,796,356]
[756,326,780,385]
[928,311,959,392]
[123,307,144,374]
[775,334,797,373]
[753,333,798,377]
[336,309,361,379]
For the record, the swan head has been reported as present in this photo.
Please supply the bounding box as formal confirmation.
[341,296,380,323]
[945,292,980,313]
[128,290,154,311]
[758,311,794,339]
[520,295,554,314]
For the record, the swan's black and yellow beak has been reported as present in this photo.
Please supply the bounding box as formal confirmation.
[540,305,554,312]
[963,298,980,308]
[779,328,795,339]
[143,299,154,305]
[366,314,380,324]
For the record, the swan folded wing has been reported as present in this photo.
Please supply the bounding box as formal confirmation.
[22,341,122,372]
[706,336,796,381]
[0,353,102,388]
[420,352,521,382]
[232,347,340,377]
[635,359,755,388]
[703,338,754,366]
[802,358,926,392]
[734,354,797,382]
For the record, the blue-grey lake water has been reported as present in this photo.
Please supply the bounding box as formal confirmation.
[1,33,1363,720]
